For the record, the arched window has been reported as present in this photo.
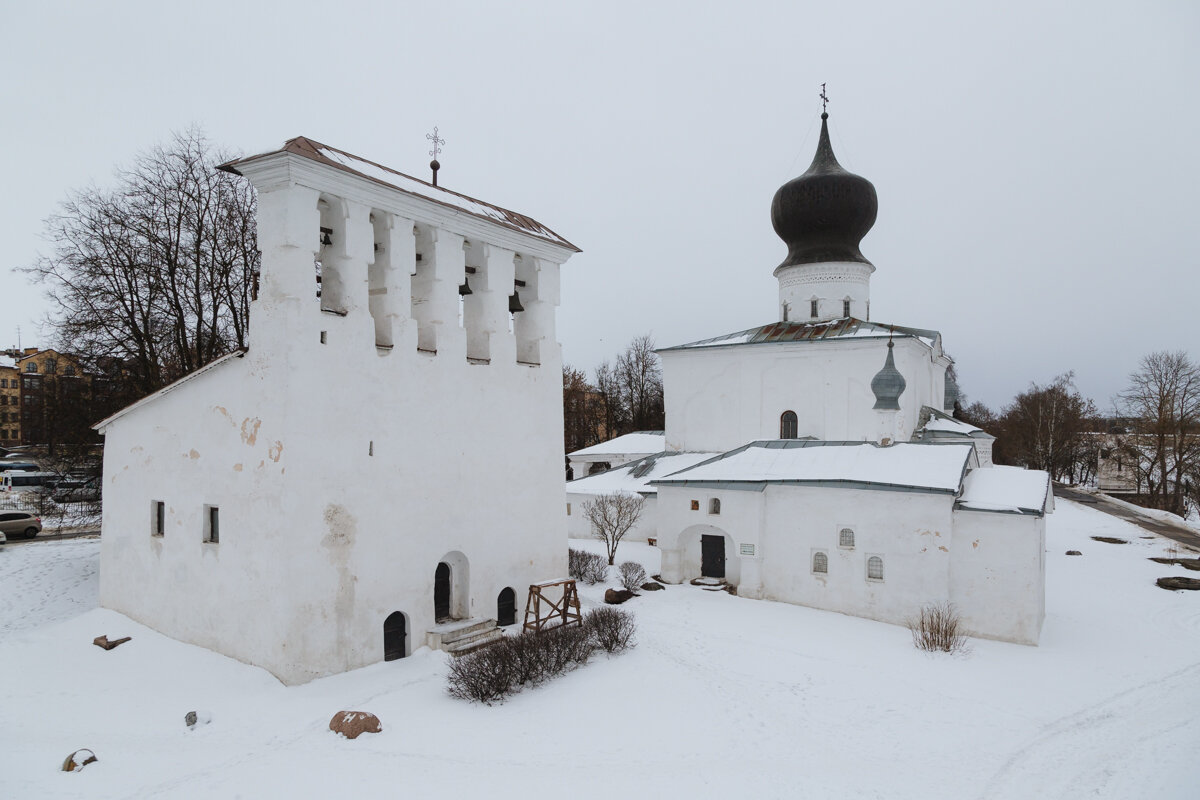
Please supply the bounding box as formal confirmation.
[780,410,798,439]
[867,556,884,581]
[812,551,828,574]
[810,298,819,318]
[708,497,721,515]
[842,298,851,318]
[497,587,517,627]
[64,364,76,376]
[839,528,855,548]
[25,363,37,373]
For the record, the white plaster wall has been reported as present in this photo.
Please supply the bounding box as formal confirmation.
[662,338,943,453]
[99,157,573,684]
[566,492,658,543]
[653,483,1041,643]
[949,510,1045,645]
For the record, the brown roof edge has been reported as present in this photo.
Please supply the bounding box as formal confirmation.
[217,136,580,253]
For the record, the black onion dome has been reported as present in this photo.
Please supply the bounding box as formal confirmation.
[771,113,878,270]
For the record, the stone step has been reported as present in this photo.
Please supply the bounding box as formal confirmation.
[446,628,506,657]
[427,617,499,651]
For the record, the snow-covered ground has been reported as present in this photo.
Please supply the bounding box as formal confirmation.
[1,501,1198,799]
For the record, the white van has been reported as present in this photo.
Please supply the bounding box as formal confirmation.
[0,471,58,493]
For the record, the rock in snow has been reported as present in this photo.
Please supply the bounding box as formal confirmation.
[185,710,213,728]
[329,711,382,739]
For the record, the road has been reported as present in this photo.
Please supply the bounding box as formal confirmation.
[3,528,101,545]
[1054,485,1200,552]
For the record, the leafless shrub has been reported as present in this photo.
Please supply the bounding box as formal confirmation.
[907,603,970,654]
[582,491,645,565]
[569,548,609,584]
[446,641,517,704]
[447,624,600,704]
[585,607,637,653]
[618,561,647,593]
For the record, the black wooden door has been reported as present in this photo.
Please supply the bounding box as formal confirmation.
[497,587,516,627]
[435,562,451,621]
[383,612,406,661]
[701,535,725,578]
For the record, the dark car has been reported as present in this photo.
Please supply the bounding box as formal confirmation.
[0,512,41,540]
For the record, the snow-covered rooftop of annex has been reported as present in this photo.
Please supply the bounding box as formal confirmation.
[917,407,993,438]
[568,432,666,459]
[659,318,941,353]
[221,137,579,253]
[956,465,1052,515]
[566,451,718,496]
[650,440,974,494]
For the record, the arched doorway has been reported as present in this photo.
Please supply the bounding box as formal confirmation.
[435,563,452,622]
[383,611,407,661]
[497,587,517,627]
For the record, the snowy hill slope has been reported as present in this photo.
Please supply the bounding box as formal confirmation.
[1,501,1198,799]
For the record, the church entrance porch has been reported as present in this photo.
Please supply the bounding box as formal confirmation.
[433,550,471,623]
[701,534,726,578]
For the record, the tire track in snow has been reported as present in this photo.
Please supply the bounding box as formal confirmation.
[977,661,1200,800]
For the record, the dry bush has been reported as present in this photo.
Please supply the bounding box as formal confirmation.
[569,548,609,584]
[446,640,517,704]
[447,623,602,704]
[585,607,636,653]
[618,561,647,593]
[907,603,970,654]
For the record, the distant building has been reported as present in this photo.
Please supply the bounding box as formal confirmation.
[0,347,103,448]
[97,137,579,684]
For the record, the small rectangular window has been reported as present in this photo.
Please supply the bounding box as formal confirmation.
[843,299,851,318]
[810,299,818,318]
[566,503,571,516]
[205,505,220,544]
[153,501,165,537]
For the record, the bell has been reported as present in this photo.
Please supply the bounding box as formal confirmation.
[508,290,524,313]
[458,278,473,296]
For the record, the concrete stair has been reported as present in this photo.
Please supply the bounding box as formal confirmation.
[427,617,505,657]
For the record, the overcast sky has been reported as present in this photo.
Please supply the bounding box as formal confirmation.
[2,0,1196,411]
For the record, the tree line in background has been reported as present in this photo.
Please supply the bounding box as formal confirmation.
[957,351,1199,517]
[563,334,665,456]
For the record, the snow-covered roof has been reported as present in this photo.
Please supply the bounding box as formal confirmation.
[566,451,719,496]
[956,465,1052,515]
[221,137,579,253]
[659,318,941,353]
[652,440,973,494]
[0,355,15,369]
[916,407,994,439]
[568,432,666,459]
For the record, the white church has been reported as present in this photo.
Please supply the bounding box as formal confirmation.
[568,111,1052,645]
[96,137,579,684]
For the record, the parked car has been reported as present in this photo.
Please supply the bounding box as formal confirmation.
[0,512,41,540]
[0,471,59,493]
[52,479,101,503]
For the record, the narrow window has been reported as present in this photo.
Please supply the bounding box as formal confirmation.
[839,528,855,548]
[842,299,851,318]
[319,331,327,345]
[812,551,828,574]
[205,506,220,544]
[782,303,788,322]
[368,440,374,457]
[810,298,818,318]
[867,556,884,581]
[780,410,798,439]
[153,501,165,537]
[708,498,721,515]
[566,503,571,516]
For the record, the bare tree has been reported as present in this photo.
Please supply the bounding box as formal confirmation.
[591,334,665,439]
[1117,351,1200,516]
[582,491,645,565]
[563,364,607,456]
[24,127,257,397]
[997,372,1097,482]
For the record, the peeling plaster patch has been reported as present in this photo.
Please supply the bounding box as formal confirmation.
[921,547,927,553]
[240,417,262,446]
[233,463,244,472]
[189,449,200,460]
[257,460,265,470]
[131,445,143,454]
[938,546,949,552]
[972,539,980,549]
[268,441,284,462]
